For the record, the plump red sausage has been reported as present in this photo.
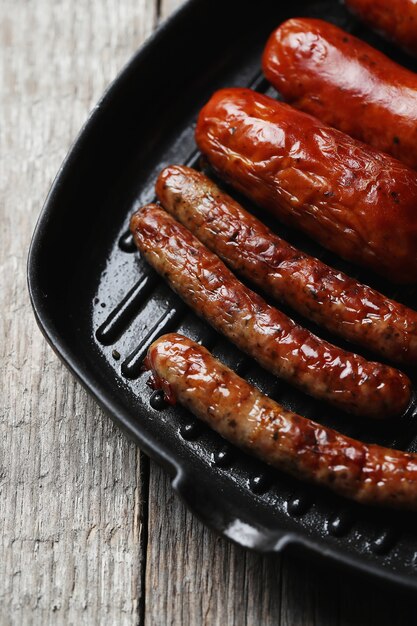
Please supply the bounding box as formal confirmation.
[156,165,417,365]
[262,18,417,169]
[345,0,417,57]
[145,333,417,510]
[195,87,417,284]
[130,204,411,418]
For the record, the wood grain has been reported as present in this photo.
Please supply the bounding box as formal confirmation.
[0,1,157,624]
[2,0,417,624]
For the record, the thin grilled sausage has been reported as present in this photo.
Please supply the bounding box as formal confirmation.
[262,18,417,169]
[345,0,417,57]
[195,88,417,284]
[156,165,417,365]
[145,333,417,510]
[130,204,411,418]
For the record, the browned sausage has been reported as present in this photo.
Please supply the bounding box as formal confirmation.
[130,204,411,418]
[195,87,417,284]
[262,18,417,169]
[146,333,417,509]
[156,165,417,365]
[345,0,417,57]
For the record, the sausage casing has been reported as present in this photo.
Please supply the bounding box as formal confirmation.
[145,333,417,510]
[345,0,417,57]
[262,18,417,169]
[195,87,417,284]
[130,204,411,418]
[156,165,417,365]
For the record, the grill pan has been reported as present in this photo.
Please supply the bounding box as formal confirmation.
[28,0,417,590]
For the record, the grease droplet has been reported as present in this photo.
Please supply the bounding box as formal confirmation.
[328,513,352,537]
[372,531,397,555]
[119,231,136,253]
[180,422,200,440]
[213,448,233,468]
[287,496,310,516]
[249,474,270,494]
[150,389,168,411]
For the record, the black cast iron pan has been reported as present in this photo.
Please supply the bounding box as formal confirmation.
[28,0,417,590]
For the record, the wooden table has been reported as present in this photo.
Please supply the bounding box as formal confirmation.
[1,1,417,623]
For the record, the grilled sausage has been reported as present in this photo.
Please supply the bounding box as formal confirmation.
[345,0,417,57]
[156,165,417,365]
[145,333,417,510]
[262,18,417,169]
[195,88,417,284]
[130,204,411,418]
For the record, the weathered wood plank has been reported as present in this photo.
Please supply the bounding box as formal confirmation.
[0,1,157,624]
[145,466,284,626]
[159,0,186,19]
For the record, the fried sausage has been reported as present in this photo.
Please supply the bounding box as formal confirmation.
[345,0,417,57]
[156,165,417,365]
[130,204,411,418]
[195,87,417,284]
[262,18,417,169]
[145,333,417,510]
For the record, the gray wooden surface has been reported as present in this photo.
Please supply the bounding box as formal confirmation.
[1,1,416,624]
